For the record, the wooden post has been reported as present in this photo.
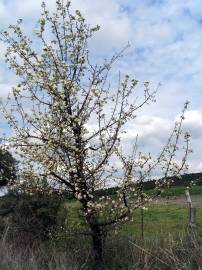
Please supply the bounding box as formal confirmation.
[185,190,196,228]
[140,178,144,239]
[189,207,196,228]
[140,207,144,239]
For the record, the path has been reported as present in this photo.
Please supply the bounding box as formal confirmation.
[154,194,202,206]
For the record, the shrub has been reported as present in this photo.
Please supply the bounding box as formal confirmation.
[0,193,61,241]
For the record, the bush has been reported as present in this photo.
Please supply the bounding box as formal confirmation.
[0,193,61,241]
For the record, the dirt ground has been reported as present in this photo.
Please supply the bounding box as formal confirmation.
[153,194,202,206]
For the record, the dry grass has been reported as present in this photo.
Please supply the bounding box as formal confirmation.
[0,225,88,270]
[0,227,202,270]
[104,228,202,269]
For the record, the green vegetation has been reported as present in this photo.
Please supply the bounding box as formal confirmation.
[0,148,17,187]
[58,198,202,239]
[0,193,61,240]
[0,186,202,269]
[121,204,202,238]
[1,184,202,241]
[96,172,202,198]
[1,195,202,270]
[147,185,202,197]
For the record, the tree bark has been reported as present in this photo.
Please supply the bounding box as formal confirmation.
[90,224,104,270]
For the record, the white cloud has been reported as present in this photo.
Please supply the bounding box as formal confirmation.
[193,162,202,172]
[0,83,13,100]
[69,0,132,51]
[176,110,202,139]
[122,115,171,142]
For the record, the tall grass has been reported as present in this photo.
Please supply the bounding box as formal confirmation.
[105,230,202,269]
[0,237,87,270]
[1,196,202,269]
[0,221,88,270]
[0,226,202,270]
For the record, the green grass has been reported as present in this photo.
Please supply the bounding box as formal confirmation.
[119,204,202,238]
[1,191,202,269]
[58,190,202,240]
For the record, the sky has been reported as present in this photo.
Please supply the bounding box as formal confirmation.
[1,0,202,172]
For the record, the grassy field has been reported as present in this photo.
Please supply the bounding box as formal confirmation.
[1,186,202,269]
[120,204,202,238]
[59,186,202,240]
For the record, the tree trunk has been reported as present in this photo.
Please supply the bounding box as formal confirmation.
[90,224,104,270]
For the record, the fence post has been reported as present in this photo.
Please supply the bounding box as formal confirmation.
[140,207,144,239]
[185,190,196,228]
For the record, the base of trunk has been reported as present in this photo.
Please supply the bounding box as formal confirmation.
[91,224,104,270]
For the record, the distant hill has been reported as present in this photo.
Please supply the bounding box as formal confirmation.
[142,172,202,190]
[96,172,202,197]
[1,172,202,199]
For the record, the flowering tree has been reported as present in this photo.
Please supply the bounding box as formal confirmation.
[0,1,190,269]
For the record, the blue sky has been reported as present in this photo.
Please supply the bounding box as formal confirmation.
[1,0,202,172]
